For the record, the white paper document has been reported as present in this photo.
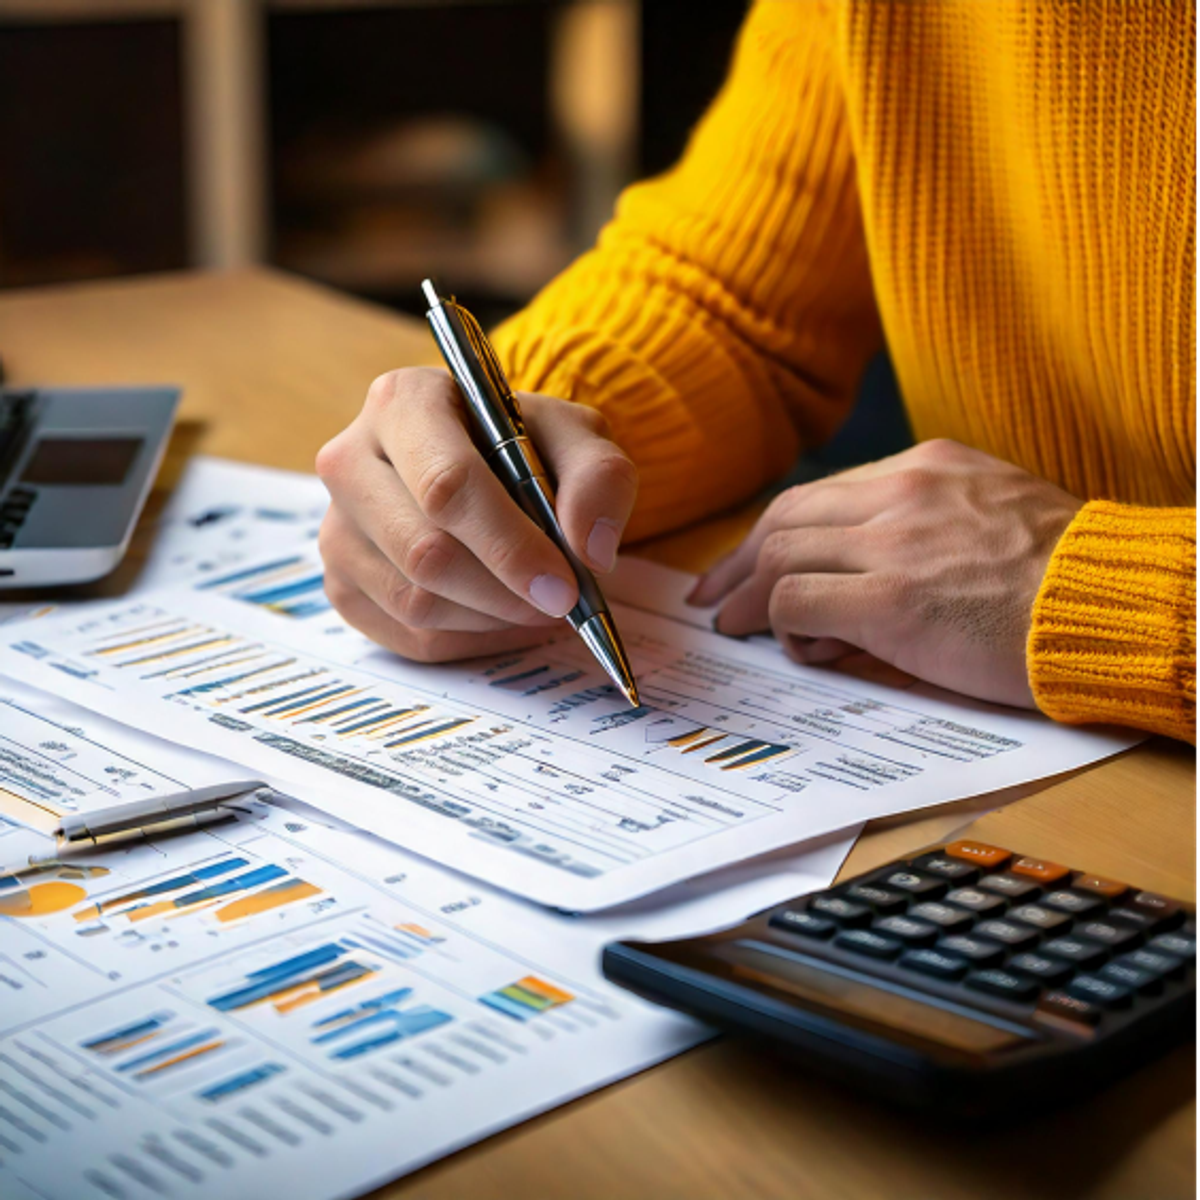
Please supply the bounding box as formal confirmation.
[0,546,1137,911]
[0,679,855,1200]
[0,456,329,627]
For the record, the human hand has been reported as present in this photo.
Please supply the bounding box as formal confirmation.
[689,439,1082,707]
[316,367,637,661]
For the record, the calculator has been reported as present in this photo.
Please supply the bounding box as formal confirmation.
[0,385,179,587]
[603,840,1195,1117]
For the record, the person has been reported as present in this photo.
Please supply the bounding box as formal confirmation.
[315,0,1195,742]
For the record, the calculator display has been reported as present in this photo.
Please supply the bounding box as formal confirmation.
[20,437,143,486]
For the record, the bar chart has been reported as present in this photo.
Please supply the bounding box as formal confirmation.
[5,571,1060,910]
[479,976,575,1022]
[71,853,325,934]
[80,1009,253,1100]
[195,555,332,619]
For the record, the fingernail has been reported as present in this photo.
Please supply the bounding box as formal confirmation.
[529,574,576,617]
[587,519,621,572]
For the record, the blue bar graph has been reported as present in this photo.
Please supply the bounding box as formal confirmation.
[198,1063,285,1103]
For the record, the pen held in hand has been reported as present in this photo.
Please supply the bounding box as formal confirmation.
[421,279,640,708]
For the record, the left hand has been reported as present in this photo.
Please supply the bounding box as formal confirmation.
[688,439,1083,708]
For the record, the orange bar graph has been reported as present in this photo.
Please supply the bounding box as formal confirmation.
[273,971,370,1015]
[271,689,361,720]
[513,976,575,1005]
[134,1040,225,1078]
[215,879,322,923]
[119,635,237,667]
[91,625,203,656]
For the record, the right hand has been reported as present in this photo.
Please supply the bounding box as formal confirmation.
[315,367,638,662]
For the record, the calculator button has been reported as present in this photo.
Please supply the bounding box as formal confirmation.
[1010,857,1071,884]
[1120,949,1186,981]
[1149,931,1195,960]
[873,915,939,947]
[911,853,979,884]
[900,948,969,981]
[1008,952,1073,986]
[937,935,1005,966]
[1076,919,1142,951]
[977,873,1041,900]
[965,968,1041,1003]
[1126,892,1185,930]
[769,910,836,939]
[944,887,1007,915]
[879,870,947,899]
[1008,903,1073,933]
[1041,936,1108,969]
[973,919,1041,950]
[834,928,904,960]
[1098,962,1162,995]
[1041,890,1105,917]
[1067,974,1133,1010]
[845,884,909,915]
[909,901,975,932]
[7,487,35,503]
[809,896,873,926]
[944,841,1012,870]
[1072,875,1129,901]
[1037,991,1102,1028]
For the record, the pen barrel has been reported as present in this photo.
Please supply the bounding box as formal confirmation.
[489,437,606,627]
[59,806,237,851]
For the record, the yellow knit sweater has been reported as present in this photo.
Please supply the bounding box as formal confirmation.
[494,0,1196,741]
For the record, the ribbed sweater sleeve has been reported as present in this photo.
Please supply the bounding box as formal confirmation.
[491,0,882,541]
[1029,502,1197,742]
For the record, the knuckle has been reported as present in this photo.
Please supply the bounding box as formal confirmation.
[394,584,439,629]
[413,456,471,523]
[314,433,349,482]
[893,466,939,500]
[766,484,808,526]
[767,573,805,625]
[380,572,410,618]
[403,527,457,589]
[364,370,403,413]
[576,403,610,437]
[758,530,794,575]
[592,449,638,494]
[914,437,962,464]
[483,529,530,581]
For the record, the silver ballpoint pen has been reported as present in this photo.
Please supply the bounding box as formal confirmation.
[51,780,267,853]
[422,279,641,707]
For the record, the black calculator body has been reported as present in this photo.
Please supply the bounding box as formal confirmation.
[603,840,1195,1118]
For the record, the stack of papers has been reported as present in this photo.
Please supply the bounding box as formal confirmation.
[0,458,1137,1199]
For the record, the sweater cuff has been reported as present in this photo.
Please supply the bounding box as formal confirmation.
[1028,501,1196,741]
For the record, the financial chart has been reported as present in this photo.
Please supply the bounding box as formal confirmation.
[0,801,679,1200]
[0,556,1128,910]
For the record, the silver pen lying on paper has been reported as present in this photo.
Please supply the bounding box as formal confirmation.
[51,780,268,853]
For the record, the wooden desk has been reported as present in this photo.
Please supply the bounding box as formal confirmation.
[0,269,1193,1200]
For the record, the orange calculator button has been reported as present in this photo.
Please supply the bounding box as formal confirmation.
[1011,857,1071,884]
[944,841,1011,869]
[1072,875,1129,900]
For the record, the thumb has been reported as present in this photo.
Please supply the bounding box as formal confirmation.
[526,396,638,573]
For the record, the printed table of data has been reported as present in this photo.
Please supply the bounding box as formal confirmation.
[0,570,1124,910]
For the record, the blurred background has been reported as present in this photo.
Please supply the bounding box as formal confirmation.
[0,0,747,326]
